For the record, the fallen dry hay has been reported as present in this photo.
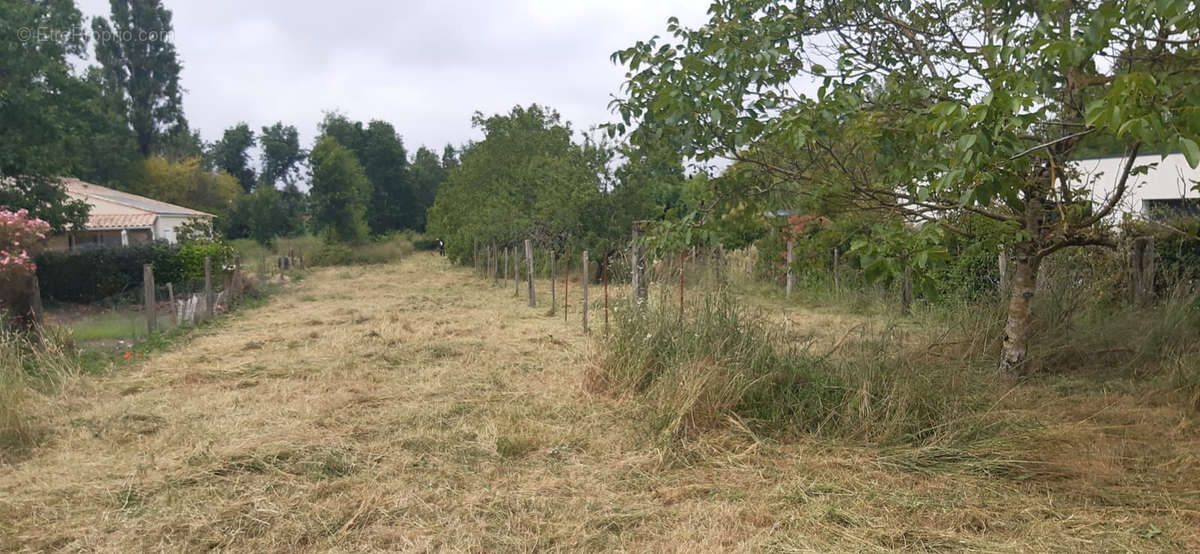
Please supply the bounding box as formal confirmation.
[1,253,1197,552]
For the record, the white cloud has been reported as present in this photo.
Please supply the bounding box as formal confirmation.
[74,0,712,153]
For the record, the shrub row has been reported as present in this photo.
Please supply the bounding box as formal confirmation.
[36,241,183,304]
[35,241,234,304]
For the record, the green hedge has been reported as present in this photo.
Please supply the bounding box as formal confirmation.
[178,242,235,281]
[36,241,184,304]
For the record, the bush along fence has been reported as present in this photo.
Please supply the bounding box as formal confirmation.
[453,219,1200,337]
[35,240,237,305]
[139,255,257,335]
[460,222,746,336]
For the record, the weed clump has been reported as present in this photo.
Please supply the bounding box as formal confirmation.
[0,328,80,457]
[594,292,1001,445]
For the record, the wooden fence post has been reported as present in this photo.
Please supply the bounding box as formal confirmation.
[564,251,570,322]
[204,256,214,319]
[167,282,176,325]
[525,240,536,307]
[833,247,840,294]
[1133,236,1156,307]
[902,266,914,316]
[582,250,589,334]
[514,246,520,297]
[679,249,686,320]
[143,264,156,335]
[503,247,509,288]
[603,251,610,334]
[786,241,796,298]
[550,250,557,315]
[631,221,648,311]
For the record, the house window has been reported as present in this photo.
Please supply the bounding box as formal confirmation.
[1143,198,1200,220]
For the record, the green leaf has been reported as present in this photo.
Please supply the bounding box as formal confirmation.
[1180,137,1200,169]
[956,134,978,152]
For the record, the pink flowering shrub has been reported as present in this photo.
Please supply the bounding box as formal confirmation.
[0,210,50,329]
[0,209,50,281]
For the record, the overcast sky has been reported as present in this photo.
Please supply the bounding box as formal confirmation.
[74,0,713,154]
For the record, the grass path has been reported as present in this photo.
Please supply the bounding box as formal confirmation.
[2,253,1197,552]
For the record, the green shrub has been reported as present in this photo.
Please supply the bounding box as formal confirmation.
[413,237,441,251]
[36,241,184,304]
[177,241,235,281]
[1021,252,1200,374]
[310,243,356,266]
[929,241,1000,301]
[309,235,414,267]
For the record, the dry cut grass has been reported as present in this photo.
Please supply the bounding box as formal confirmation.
[1,253,1198,552]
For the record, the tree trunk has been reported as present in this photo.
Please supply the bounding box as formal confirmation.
[2,274,43,331]
[999,246,1042,374]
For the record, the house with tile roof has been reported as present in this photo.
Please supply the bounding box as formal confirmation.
[48,178,215,251]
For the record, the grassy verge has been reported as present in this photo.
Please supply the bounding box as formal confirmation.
[592,290,1008,445]
[232,233,419,269]
[0,329,81,459]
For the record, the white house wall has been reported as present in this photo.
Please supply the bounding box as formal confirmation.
[154,215,211,244]
[1076,153,1200,218]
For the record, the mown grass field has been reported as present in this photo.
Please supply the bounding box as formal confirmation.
[2,252,1198,552]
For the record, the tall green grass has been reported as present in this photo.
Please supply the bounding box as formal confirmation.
[593,291,1004,445]
[0,329,80,456]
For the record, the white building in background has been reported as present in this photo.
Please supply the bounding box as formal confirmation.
[1076,153,1200,220]
[47,178,215,251]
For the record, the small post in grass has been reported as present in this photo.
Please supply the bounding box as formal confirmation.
[679,249,686,320]
[603,251,610,334]
[786,241,795,298]
[204,256,214,320]
[902,266,914,316]
[550,250,557,315]
[525,239,535,307]
[1133,236,1157,307]
[514,246,520,297]
[631,221,647,311]
[143,264,156,335]
[582,250,589,334]
[167,282,176,325]
[564,251,570,323]
[833,247,840,294]
[492,242,499,285]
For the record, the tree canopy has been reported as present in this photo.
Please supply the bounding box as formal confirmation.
[209,123,257,193]
[612,0,1200,372]
[92,0,185,158]
[308,136,371,244]
[0,0,92,232]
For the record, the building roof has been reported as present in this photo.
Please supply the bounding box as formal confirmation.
[62,178,215,219]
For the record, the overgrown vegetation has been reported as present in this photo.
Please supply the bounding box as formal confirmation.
[0,329,80,458]
[594,290,1003,445]
[595,244,1200,448]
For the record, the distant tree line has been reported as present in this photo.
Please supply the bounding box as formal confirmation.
[0,0,451,246]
